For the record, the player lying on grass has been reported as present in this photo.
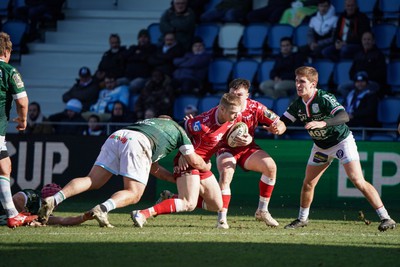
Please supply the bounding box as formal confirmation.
[268,66,396,232]
[38,116,211,228]
[131,93,243,228]
[0,183,94,226]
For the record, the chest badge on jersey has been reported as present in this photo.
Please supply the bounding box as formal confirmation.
[312,103,320,113]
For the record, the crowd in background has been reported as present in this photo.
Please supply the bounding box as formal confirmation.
[2,0,400,136]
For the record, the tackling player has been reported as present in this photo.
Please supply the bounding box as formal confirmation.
[39,116,210,227]
[131,93,243,227]
[215,78,284,229]
[270,66,396,232]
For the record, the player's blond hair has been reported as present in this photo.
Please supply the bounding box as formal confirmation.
[0,32,12,57]
[229,78,251,92]
[295,66,319,84]
[220,93,242,108]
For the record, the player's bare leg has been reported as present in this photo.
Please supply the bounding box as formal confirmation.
[344,160,396,231]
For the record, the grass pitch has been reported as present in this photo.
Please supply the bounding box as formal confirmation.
[1,201,399,267]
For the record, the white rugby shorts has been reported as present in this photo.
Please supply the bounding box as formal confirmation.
[307,132,360,166]
[94,129,152,185]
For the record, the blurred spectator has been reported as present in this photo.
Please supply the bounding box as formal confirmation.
[148,32,185,77]
[82,113,107,136]
[259,37,305,99]
[321,0,370,62]
[121,29,157,94]
[344,71,379,127]
[172,37,212,96]
[298,0,337,59]
[62,66,100,112]
[159,0,196,51]
[200,0,252,24]
[338,31,387,98]
[90,74,130,114]
[144,108,156,119]
[107,101,132,133]
[96,34,127,83]
[247,0,292,24]
[188,0,210,23]
[25,102,53,134]
[133,69,175,120]
[48,99,86,135]
[279,0,318,27]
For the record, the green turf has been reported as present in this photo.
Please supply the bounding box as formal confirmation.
[1,202,399,267]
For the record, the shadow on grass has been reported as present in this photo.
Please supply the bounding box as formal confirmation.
[2,241,399,267]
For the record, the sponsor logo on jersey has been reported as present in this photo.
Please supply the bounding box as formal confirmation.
[313,151,328,163]
[193,121,201,132]
[12,73,24,88]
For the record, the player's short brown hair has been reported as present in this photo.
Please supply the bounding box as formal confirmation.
[0,32,12,57]
[228,78,251,92]
[295,66,319,84]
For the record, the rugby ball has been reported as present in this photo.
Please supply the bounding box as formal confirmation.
[226,122,248,147]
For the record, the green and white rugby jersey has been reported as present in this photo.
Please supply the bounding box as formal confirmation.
[283,89,350,149]
[125,118,193,162]
[0,61,27,136]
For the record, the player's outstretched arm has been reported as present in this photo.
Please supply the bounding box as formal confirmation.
[184,153,211,172]
[150,162,176,183]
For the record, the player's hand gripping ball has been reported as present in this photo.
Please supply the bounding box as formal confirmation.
[226,122,248,147]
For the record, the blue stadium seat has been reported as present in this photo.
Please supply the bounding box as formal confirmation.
[254,96,274,110]
[257,60,275,84]
[232,59,259,83]
[293,24,309,48]
[330,0,344,14]
[208,58,233,92]
[195,23,219,53]
[267,24,294,55]
[371,23,397,56]
[377,97,400,128]
[274,97,292,116]
[241,23,269,57]
[379,0,400,20]
[333,60,352,86]
[198,95,220,113]
[387,61,400,94]
[147,23,162,46]
[204,0,222,12]
[173,95,200,121]
[2,20,29,62]
[368,133,396,141]
[310,60,335,91]
[358,0,377,19]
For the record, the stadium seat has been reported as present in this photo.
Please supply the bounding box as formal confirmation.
[330,0,344,14]
[310,60,334,91]
[232,59,259,83]
[267,24,294,55]
[379,0,400,20]
[241,23,269,57]
[195,23,219,53]
[274,97,292,116]
[358,0,377,19]
[387,61,400,94]
[208,58,233,92]
[257,60,275,84]
[333,60,352,87]
[377,97,400,128]
[204,0,222,12]
[254,96,274,110]
[0,0,8,17]
[371,23,397,56]
[218,23,245,56]
[2,20,29,62]
[198,95,220,113]
[173,95,199,121]
[147,22,162,46]
[293,24,309,48]
[368,133,396,141]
